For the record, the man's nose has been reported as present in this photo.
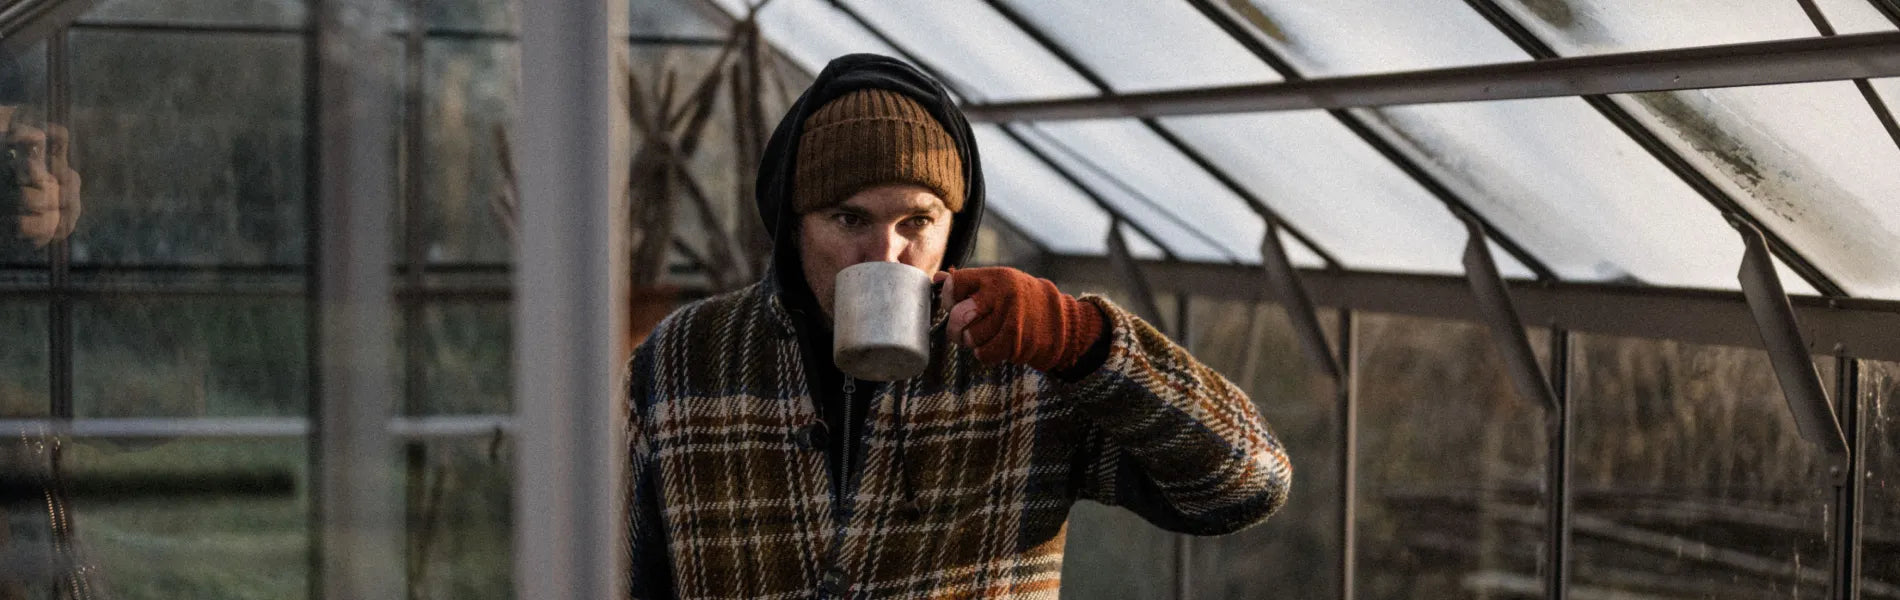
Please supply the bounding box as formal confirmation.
[861,228,907,263]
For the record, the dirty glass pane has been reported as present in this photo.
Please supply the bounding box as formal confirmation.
[1161,112,1475,275]
[1602,82,1900,298]
[1866,360,1900,593]
[1,42,51,270]
[705,0,901,75]
[73,298,308,418]
[1186,299,1340,600]
[82,0,309,28]
[62,438,310,599]
[1353,314,1548,599]
[403,438,513,600]
[1571,335,1833,598]
[423,39,517,265]
[972,124,1111,256]
[0,302,48,417]
[69,30,308,266]
[427,0,515,33]
[406,301,511,416]
[837,0,1099,101]
[996,0,1280,92]
[1016,121,1270,265]
[1493,0,1894,55]
[1233,0,1527,74]
[1355,99,1744,289]
[633,0,726,38]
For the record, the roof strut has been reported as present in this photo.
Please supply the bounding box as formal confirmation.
[1261,219,1341,379]
[1106,220,1168,328]
[1461,218,1560,411]
[1734,219,1849,458]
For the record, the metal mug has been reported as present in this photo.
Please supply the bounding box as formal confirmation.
[833,261,933,381]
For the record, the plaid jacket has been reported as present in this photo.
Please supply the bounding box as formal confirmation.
[627,282,1291,599]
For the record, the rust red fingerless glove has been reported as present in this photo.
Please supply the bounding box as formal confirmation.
[947,267,1105,373]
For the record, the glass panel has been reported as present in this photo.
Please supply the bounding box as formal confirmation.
[1354,99,1744,289]
[2,42,51,269]
[997,0,1280,92]
[403,438,513,599]
[1353,314,1547,599]
[63,438,310,599]
[633,0,726,38]
[1571,335,1832,598]
[1186,299,1340,600]
[408,302,511,415]
[0,302,48,417]
[423,39,518,265]
[1161,112,1471,274]
[1867,360,1900,592]
[70,30,307,266]
[971,124,1110,255]
[833,0,1096,101]
[74,298,307,418]
[711,0,902,75]
[1018,121,1268,265]
[1494,0,1893,55]
[427,0,516,33]
[1600,81,1900,298]
[82,0,309,28]
[1235,0,1527,74]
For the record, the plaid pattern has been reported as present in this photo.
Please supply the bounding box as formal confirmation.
[627,282,1291,599]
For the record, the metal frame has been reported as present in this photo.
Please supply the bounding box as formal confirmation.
[959,31,1900,122]
[1042,254,1900,364]
[514,0,624,596]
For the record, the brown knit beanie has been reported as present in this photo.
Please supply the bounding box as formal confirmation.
[793,89,965,214]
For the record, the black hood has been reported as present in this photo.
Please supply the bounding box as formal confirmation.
[755,53,985,314]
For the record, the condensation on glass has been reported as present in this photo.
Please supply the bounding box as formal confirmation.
[1570,334,1834,599]
[1351,313,1549,600]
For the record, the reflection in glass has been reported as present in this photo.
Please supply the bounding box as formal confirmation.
[408,301,511,415]
[70,30,307,266]
[423,39,518,265]
[404,438,513,600]
[0,302,48,417]
[1571,336,1831,598]
[1866,361,1900,591]
[82,0,310,28]
[2,43,52,269]
[1185,299,1339,600]
[74,299,308,418]
[63,438,310,599]
[1353,314,1547,599]
[426,0,514,33]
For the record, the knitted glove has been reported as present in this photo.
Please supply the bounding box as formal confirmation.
[937,267,1105,372]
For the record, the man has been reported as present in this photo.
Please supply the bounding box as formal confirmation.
[627,54,1290,599]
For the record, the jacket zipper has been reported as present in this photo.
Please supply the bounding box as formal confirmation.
[838,378,856,502]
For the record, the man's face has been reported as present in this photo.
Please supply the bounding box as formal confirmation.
[799,183,954,320]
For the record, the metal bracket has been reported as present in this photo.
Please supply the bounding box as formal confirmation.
[1734,220,1848,457]
[1105,219,1168,328]
[1461,218,1560,411]
[1260,219,1341,379]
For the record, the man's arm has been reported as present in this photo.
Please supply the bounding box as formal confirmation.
[940,267,1291,535]
[1061,297,1291,535]
[625,341,675,599]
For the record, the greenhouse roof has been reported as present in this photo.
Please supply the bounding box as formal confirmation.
[685,0,1900,302]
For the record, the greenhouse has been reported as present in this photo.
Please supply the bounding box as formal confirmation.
[1,0,1898,598]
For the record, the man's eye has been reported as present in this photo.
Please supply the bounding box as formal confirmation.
[903,216,933,229]
[833,213,864,227]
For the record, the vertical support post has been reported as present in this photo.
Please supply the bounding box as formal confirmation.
[1544,329,1571,600]
[516,0,626,595]
[1828,356,1863,600]
[313,0,402,595]
[1337,310,1357,600]
[46,28,70,422]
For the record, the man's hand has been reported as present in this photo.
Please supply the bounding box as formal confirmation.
[936,266,1105,373]
[4,111,82,248]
